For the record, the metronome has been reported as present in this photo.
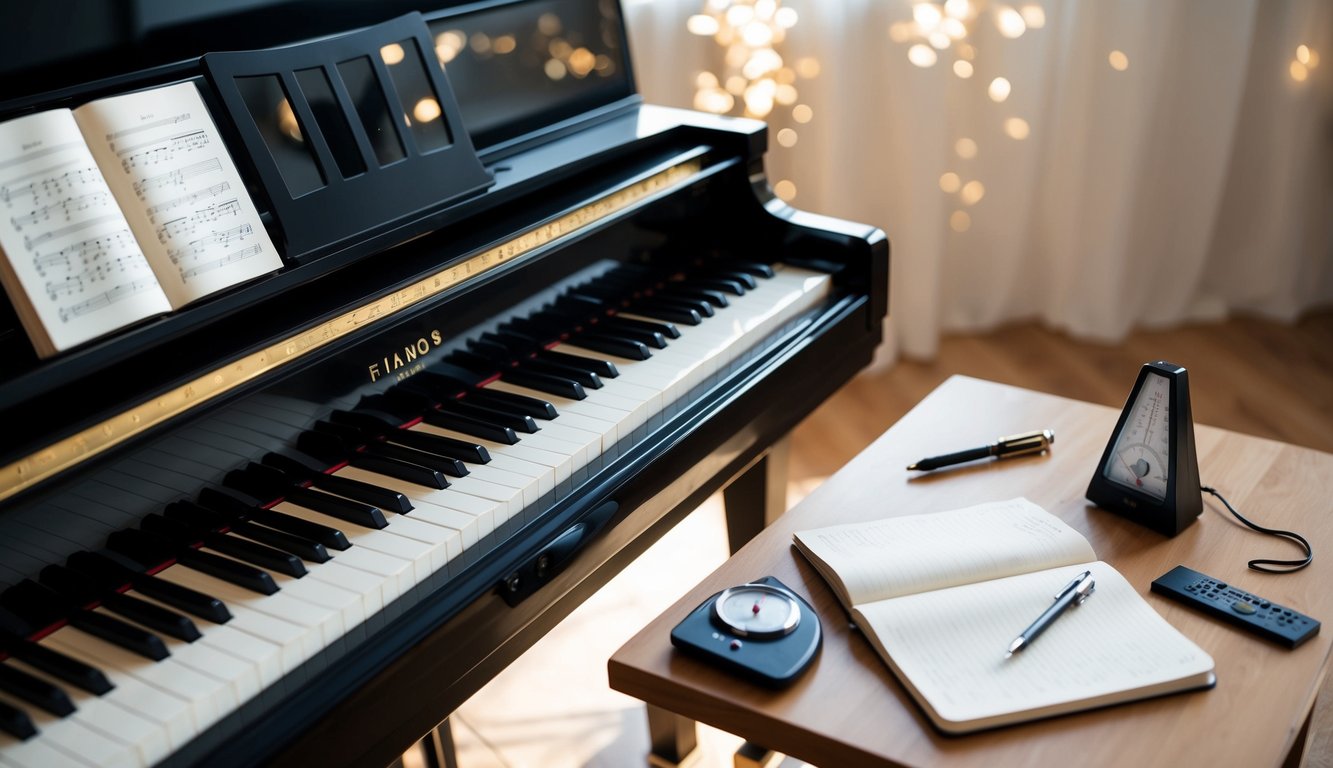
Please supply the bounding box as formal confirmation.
[1086,361,1202,536]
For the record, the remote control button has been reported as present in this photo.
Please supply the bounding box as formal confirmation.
[1216,582,1227,589]
[1232,601,1257,615]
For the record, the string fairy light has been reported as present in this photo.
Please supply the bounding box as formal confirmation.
[689,0,809,200]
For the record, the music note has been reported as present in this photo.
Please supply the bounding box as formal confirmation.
[144,182,230,221]
[56,279,156,322]
[180,244,263,280]
[132,157,222,197]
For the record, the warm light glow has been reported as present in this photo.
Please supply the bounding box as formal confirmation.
[953,60,974,78]
[569,47,596,77]
[955,138,977,159]
[1004,117,1030,139]
[696,71,719,89]
[939,172,961,193]
[960,180,985,205]
[958,43,976,61]
[380,43,405,65]
[775,7,798,28]
[744,81,775,117]
[774,179,797,200]
[1290,61,1309,82]
[688,14,720,36]
[550,39,573,59]
[545,58,567,80]
[929,31,951,50]
[743,20,774,47]
[777,127,798,147]
[988,77,1011,102]
[1296,44,1313,65]
[412,98,441,123]
[493,35,516,54]
[908,44,939,68]
[726,4,754,27]
[470,33,492,54]
[913,3,943,30]
[435,30,465,64]
[950,210,971,232]
[694,88,735,113]
[996,7,1027,38]
[775,83,798,105]
[726,75,748,95]
[792,104,813,123]
[538,12,561,35]
[941,18,967,39]
[1109,50,1129,71]
[796,57,821,78]
[436,43,459,64]
[945,0,970,19]
[276,98,300,142]
[1020,5,1046,28]
[889,21,913,43]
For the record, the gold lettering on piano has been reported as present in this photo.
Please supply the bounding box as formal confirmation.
[0,157,705,502]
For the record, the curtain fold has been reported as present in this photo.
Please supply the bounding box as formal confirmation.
[623,0,1333,360]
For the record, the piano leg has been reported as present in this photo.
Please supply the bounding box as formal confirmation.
[723,437,790,554]
[399,720,459,768]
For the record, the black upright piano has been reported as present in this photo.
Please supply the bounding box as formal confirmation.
[0,1,887,765]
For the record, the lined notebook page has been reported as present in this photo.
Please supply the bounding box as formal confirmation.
[855,562,1215,731]
[794,498,1096,606]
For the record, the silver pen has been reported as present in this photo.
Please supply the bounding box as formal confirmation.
[1005,570,1096,658]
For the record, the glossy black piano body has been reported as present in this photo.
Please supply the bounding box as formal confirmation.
[0,1,888,765]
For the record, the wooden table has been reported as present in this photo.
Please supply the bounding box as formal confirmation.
[609,376,1333,767]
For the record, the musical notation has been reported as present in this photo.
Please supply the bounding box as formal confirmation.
[32,229,136,276]
[56,278,156,322]
[106,113,189,143]
[144,182,230,222]
[44,251,144,299]
[22,213,121,251]
[166,223,254,261]
[117,130,211,172]
[9,190,112,230]
[180,245,262,280]
[0,165,100,205]
[155,198,242,242]
[132,157,221,197]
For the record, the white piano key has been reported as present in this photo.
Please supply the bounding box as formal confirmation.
[0,692,113,767]
[396,429,551,502]
[38,631,195,748]
[269,502,420,597]
[6,659,170,767]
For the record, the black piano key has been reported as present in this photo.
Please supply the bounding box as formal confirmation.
[107,528,280,596]
[198,488,352,551]
[504,314,571,340]
[445,349,499,378]
[701,268,758,288]
[297,430,350,466]
[348,453,448,490]
[522,358,604,388]
[594,319,669,348]
[264,453,413,514]
[311,419,370,447]
[40,564,202,643]
[0,662,75,717]
[630,300,702,325]
[231,521,331,563]
[328,408,401,436]
[163,500,230,532]
[485,330,542,354]
[502,369,586,400]
[0,608,112,696]
[362,440,469,477]
[662,285,728,308]
[421,409,519,445]
[725,260,776,278]
[467,388,559,420]
[438,399,540,433]
[650,294,714,318]
[535,348,620,377]
[0,698,37,740]
[356,393,421,422]
[466,338,513,365]
[66,551,231,625]
[379,387,436,415]
[143,514,308,578]
[386,428,491,464]
[419,364,485,390]
[572,332,652,361]
[5,580,170,661]
[285,487,388,529]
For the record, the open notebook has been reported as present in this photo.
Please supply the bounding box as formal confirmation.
[793,498,1215,733]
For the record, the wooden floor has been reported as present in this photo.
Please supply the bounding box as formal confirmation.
[785,309,1333,768]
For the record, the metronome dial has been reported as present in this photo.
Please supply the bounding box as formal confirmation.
[1102,368,1171,501]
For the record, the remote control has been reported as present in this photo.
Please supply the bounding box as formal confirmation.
[1151,565,1320,648]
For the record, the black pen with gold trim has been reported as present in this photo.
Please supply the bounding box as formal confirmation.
[907,429,1054,472]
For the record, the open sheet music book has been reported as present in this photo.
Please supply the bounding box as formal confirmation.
[0,81,280,358]
[793,498,1215,734]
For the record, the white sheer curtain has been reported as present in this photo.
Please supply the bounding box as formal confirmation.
[622,0,1333,360]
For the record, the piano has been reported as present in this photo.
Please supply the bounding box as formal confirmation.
[0,1,888,765]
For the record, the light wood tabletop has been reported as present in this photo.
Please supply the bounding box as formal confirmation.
[608,375,1333,767]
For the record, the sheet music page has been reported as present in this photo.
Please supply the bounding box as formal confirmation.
[793,498,1096,607]
[0,109,172,356]
[74,81,281,308]
[854,563,1215,729]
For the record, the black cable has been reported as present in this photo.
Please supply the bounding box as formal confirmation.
[1201,485,1313,573]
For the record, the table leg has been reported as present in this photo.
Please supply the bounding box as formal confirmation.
[723,438,790,554]
[1280,703,1313,768]
[647,704,699,768]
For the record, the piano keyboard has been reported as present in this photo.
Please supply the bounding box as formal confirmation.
[0,260,831,767]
